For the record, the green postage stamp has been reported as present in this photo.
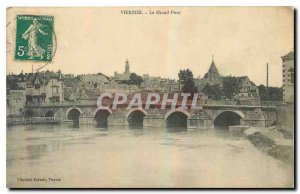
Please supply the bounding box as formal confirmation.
[15,15,54,62]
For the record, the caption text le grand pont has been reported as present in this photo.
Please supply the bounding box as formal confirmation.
[121,10,181,15]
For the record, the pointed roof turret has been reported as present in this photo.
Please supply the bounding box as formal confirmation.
[208,54,219,74]
[203,55,220,80]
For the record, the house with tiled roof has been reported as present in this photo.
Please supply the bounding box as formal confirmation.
[26,70,64,104]
[235,76,259,100]
[195,56,259,100]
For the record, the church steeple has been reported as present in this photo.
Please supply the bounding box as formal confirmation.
[204,54,220,81]
[208,55,218,74]
[125,59,130,74]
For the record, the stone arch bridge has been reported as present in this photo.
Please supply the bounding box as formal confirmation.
[25,100,278,129]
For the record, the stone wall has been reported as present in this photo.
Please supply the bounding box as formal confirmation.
[79,116,96,125]
[144,114,165,128]
[276,103,294,133]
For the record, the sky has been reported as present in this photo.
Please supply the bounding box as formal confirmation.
[7,7,294,87]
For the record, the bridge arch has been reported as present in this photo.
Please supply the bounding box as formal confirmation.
[25,109,34,117]
[66,107,83,127]
[45,110,54,117]
[164,109,191,120]
[126,108,147,128]
[66,107,83,118]
[165,109,191,131]
[94,108,112,128]
[213,110,245,129]
[93,108,112,118]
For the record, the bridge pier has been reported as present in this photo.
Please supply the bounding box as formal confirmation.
[108,117,128,126]
[143,114,165,128]
[79,116,97,125]
[187,117,212,129]
[187,110,212,129]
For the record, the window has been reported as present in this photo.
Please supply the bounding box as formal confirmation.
[289,68,294,84]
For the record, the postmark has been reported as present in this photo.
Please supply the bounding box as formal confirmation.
[15,15,54,62]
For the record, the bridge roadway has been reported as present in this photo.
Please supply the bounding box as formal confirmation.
[23,100,280,129]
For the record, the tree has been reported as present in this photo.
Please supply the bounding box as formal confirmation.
[222,76,239,99]
[269,87,283,101]
[258,84,283,101]
[258,85,267,101]
[202,84,223,100]
[178,69,194,84]
[126,73,143,86]
[178,69,198,94]
[182,78,198,94]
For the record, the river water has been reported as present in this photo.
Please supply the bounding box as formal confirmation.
[7,124,293,188]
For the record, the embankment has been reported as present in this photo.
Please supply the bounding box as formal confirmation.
[244,127,293,163]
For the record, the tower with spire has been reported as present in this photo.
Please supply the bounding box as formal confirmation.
[204,54,221,83]
[114,59,131,81]
[125,59,130,75]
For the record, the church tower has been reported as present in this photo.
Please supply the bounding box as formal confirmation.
[204,55,220,82]
[125,59,130,74]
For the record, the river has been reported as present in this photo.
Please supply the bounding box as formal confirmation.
[6,124,293,188]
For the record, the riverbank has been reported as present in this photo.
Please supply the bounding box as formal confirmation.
[244,127,294,163]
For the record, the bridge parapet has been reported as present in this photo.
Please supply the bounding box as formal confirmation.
[26,101,97,108]
[7,117,60,126]
[26,99,282,109]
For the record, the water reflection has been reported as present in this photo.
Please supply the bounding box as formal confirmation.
[166,126,187,133]
[26,142,62,160]
[7,124,224,165]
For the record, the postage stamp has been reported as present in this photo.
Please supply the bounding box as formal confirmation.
[15,15,54,62]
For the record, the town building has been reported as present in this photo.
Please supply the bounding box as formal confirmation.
[26,70,64,104]
[203,58,223,86]
[235,76,259,100]
[281,51,294,103]
[141,75,180,93]
[114,59,131,82]
[7,89,26,116]
[78,73,110,89]
[195,57,223,91]
[195,56,259,100]
[97,80,139,94]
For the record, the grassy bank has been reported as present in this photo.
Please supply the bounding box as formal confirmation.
[246,129,293,163]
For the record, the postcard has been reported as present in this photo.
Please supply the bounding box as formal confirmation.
[6,7,294,188]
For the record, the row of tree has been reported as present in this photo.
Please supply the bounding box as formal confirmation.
[258,85,283,101]
[201,77,240,100]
